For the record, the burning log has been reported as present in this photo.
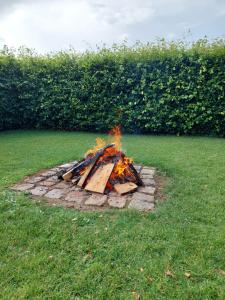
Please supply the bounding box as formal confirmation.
[58,126,144,195]
[128,163,143,186]
[62,143,115,181]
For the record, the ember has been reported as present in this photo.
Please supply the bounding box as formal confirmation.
[59,126,143,195]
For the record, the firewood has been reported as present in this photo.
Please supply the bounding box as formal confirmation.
[128,163,143,186]
[114,182,138,195]
[62,143,115,181]
[63,169,74,181]
[85,163,115,194]
[77,158,98,187]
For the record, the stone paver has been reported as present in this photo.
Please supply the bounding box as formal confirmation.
[108,196,127,208]
[129,199,154,211]
[47,175,60,182]
[65,191,88,205]
[142,178,155,186]
[30,186,48,196]
[41,170,57,177]
[138,186,156,195]
[132,192,155,203]
[25,176,44,184]
[39,180,56,187]
[12,183,34,191]
[140,174,154,179]
[69,185,82,191]
[85,194,108,206]
[54,181,72,189]
[45,189,66,199]
[141,168,156,176]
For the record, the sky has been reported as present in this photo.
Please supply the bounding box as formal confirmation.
[0,0,225,53]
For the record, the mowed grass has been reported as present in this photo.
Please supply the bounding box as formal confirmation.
[0,130,225,299]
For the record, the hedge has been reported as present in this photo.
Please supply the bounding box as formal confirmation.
[0,39,225,135]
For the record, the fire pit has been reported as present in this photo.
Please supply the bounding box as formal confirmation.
[11,127,158,211]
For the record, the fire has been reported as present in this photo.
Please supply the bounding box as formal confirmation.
[109,125,121,150]
[86,125,122,155]
[86,137,106,156]
[86,126,133,190]
[60,124,142,195]
[114,157,132,176]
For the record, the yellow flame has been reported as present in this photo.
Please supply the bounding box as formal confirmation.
[109,125,121,150]
[86,137,106,156]
[86,126,122,155]
[114,157,133,176]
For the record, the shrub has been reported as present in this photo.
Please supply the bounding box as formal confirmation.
[0,39,225,135]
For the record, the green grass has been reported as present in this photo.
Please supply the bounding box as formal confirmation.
[0,130,225,299]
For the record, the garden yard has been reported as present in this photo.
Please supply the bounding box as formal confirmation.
[0,130,225,299]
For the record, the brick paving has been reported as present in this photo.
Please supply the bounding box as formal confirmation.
[11,162,157,211]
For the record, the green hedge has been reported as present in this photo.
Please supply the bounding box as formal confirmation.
[0,39,225,135]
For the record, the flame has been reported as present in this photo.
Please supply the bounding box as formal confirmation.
[113,157,133,177]
[86,125,121,156]
[85,125,133,190]
[86,137,106,156]
[109,125,121,150]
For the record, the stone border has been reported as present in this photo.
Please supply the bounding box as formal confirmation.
[11,162,158,212]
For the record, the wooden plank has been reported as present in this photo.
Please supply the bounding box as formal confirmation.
[63,144,115,180]
[77,158,97,188]
[114,182,138,195]
[85,163,115,194]
[62,169,74,181]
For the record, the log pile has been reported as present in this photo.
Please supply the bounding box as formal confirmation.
[58,141,143,195]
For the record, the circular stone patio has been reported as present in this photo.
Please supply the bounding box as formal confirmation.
[11,161,160,212]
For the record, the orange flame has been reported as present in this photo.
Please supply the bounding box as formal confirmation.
[85,126,133,190]
[86,125,122,155]
[109,125,121,150]
[86,137,106,156]
[113,157,133,177]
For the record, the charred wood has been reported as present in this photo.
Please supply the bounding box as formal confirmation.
[62,143,115,181]
[128,163,143,186]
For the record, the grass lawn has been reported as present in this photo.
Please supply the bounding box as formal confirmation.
[0,130,225,299]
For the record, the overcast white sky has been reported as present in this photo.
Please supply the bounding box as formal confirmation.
[0,0,225,53]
